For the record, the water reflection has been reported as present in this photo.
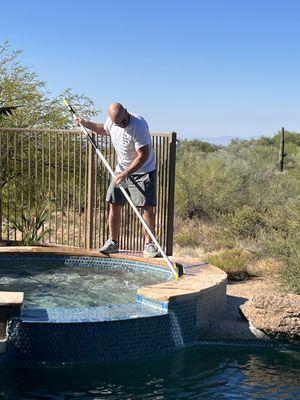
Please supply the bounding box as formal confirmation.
[0,346,299,399]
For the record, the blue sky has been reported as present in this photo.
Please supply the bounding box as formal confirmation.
[1,0,300,140]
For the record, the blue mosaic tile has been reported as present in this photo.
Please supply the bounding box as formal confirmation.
[18,303,167,323]
[136,294,169,311]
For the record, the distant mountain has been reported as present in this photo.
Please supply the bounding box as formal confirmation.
[199,136,237,146]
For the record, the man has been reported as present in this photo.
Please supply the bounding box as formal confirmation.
[76,103,160,257]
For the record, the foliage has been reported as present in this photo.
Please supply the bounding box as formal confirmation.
[273,130,300,147]
[262,198,300,294]
[0,41,97,129]
[220,206,266,240]
[206,249,252,281]
[177,139,221,157]
[175,133,300,290]
[176,137,300,220]
[9,200,52,245]
[174,218,202,247]
[0,42,105,234]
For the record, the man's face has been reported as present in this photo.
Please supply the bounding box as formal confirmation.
[114,108,130,128]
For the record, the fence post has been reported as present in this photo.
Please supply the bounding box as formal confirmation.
[0,172,2,242]
[166,132,177,256]
[0,132,2,242]
[279,127,286,172]
[87,132,95,249]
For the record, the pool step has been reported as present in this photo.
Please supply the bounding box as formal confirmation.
[18,301,167,324]
[0,291,24,353]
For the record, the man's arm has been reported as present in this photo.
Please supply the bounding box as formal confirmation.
[76,117,109,136]
[114,145,150,185]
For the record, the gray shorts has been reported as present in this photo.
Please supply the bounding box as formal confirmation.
[106,170,156,207]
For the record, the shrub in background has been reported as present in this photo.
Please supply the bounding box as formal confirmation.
[205,249,253,281]
[175,134,300,290]
[10,200,52,245]
[262,198,300,294]
[220,206,266,241]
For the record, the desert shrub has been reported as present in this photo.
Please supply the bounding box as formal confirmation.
[177,139,221,156]
[262,197,300,294]
[175,150,244,220]
[175,135,300,290]
[205,249,252,281]
[174,219,202,247]
[176,139,300,220]
[9,199,52,245]
[273,130,300,147]
[279,248,300,294]
[220,206,266,240]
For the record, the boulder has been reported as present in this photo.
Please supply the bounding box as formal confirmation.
[239,294,300,343]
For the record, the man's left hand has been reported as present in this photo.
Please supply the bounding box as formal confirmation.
[114,172,127,186]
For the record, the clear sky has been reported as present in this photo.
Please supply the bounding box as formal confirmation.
[1,0,300,140]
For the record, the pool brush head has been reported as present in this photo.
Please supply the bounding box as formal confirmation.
[174,262,184,277]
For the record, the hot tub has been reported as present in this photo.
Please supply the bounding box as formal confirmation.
[0,248,227,366]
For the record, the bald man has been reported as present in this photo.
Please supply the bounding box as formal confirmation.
[77,103,159,257]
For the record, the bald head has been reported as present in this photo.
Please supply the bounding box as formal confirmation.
[108,103,130,128]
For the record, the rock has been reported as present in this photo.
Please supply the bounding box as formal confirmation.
[239,294,300,343]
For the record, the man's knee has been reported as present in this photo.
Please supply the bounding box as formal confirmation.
[142,205,154,214]
[109,203,123,214]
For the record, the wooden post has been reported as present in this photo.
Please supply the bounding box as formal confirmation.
[166,132,177,256]
[87,132,95,249]
[0,132,2,243]
[279,127,286,172]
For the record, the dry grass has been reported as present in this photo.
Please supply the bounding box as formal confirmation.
[173,217,286,283]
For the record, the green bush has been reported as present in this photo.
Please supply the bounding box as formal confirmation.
[174,219,201,247]
[262,198,300,294]
[175,150,242,219]
[10,200,52,245]
[278,248,300,294]
[175,134,300,292]
[177,139,221,156]
[175,137,300,228]
[220,206,266,240]
[205,249,252,281]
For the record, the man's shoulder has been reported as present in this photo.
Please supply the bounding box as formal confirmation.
[130,113,148,129]
[104,116,113,132]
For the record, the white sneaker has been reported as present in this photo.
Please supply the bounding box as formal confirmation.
[99,240,119,254]
[143,242,160,258]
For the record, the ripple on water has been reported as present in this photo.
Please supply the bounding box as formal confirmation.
[0,263,165,308]
[1,346,298,399]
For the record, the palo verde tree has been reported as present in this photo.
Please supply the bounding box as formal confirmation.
[0,41,97,128]
[0,42,105,243]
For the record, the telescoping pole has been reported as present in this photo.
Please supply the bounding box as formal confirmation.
[63,99,181,279]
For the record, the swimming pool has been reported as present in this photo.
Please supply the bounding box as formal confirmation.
[0,345,299,399]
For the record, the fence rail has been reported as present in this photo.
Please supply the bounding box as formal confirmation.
[0,128,176,254]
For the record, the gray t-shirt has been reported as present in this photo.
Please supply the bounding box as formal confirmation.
[103,113,156,174]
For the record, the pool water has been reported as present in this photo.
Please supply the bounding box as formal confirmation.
[0,346,299,399]
[0,263,164,308]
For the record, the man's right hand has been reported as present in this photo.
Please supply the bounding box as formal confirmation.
[74,118,108,136]
[75,117,85,127]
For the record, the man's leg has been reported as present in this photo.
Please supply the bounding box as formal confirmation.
[109,203,122,242]
[142,205,155,243]
[142,206,160,257]
[99,203,122,254]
